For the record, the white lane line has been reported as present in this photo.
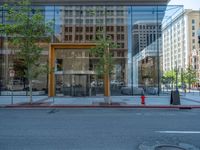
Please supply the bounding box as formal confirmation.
[156,131,200,134]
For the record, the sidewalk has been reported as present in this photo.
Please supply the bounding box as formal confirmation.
[181,91,200,103]
[0,94,200,108]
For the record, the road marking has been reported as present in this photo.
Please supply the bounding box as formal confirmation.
[156,131,200,134]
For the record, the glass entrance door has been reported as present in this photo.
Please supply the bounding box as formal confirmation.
[71,74,88,96]
[55,74,90,96]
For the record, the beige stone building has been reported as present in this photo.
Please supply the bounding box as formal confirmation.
[162,9,200,81]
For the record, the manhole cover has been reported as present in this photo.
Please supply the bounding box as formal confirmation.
[155,145,186,150]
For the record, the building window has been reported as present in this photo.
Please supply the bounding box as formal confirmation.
[192,32,195,37]
[96,26,104,32]
[86,19,93,24]
[117,34,125,40]
[133,25,138,29]
[75,35,83,41]
[86,35,93,41]
[117,26,124,32]
[106,18,114,25]
[116,10,124,16]
[65,10,73,17]
[192,39,195,44]
[107,34,114,40]
[75,27,83,32]
[96,34,103,40]
[56,59,63,71]
[117,42,125,48]
[65,35,72,41]
[76,19,83,24]
[106,10,114,16]
[65,19,73,24]
[96,10,105,16]
[75,10,83,17]
[117,51,121,57]
[65,27,72,33]
[96,19,104,25]
[192,19,195,24]
[85,9,94,17]
[192,26,195,30]
[86,27,93,32]
[106,26,114,32]
[116,18,124,25]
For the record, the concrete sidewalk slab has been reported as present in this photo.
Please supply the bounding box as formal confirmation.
[0,95,200,108]
[0,96,48,105]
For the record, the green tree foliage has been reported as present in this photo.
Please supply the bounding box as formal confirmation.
[90,33,117,101]
[162,70,176,84]
[182,66,197,90]
[90,35,116,76]
[0,0,53,103]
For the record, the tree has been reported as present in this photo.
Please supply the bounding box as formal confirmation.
[90,34,116,104]
[162,70,176,88]
[13,58,27,89]
[0,0,52,103]
[182,66,197,92]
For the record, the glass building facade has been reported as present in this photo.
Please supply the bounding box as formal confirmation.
[0,1,183,96]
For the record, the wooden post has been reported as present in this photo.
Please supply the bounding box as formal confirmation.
[48,45,55,96]
[104,73,110,96]
[104,45,110,97]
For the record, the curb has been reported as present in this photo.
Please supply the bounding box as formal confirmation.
[1,104,200,109]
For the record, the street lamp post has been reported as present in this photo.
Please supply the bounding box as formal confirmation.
[198,29,200,95]
[175,61,178,91]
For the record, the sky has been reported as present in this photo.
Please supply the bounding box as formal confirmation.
[168,0,200,10]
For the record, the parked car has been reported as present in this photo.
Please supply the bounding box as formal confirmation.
[90,81,97,87]
[111,80,124,87]
[121,86,144,95]
[90,80,104,87]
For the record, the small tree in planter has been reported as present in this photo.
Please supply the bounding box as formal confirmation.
[0,0,53,103]
[90,34,117,104]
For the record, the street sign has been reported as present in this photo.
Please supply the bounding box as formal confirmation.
[9,70,15,77]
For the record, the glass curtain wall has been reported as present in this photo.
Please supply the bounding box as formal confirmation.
[0,4,183,96]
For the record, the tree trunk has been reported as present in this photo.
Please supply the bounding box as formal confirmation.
[29,80,33,104]
[189,80,191,93]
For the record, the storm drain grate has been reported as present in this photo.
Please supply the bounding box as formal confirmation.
[155,145,186,150]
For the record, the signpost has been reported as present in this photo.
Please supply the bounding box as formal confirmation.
[9,69,15,104]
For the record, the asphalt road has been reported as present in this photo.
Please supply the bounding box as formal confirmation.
[0,108,200,150]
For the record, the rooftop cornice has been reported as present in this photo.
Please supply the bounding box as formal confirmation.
[0,0,170,5]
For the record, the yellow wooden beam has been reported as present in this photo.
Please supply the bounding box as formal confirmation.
[104,73,110,96]
[48,43,96,97]
[48,45,55,97]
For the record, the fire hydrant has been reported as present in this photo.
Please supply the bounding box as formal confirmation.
[141,95,145,105]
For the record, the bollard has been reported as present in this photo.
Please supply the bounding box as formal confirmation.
[141,95,145,105]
